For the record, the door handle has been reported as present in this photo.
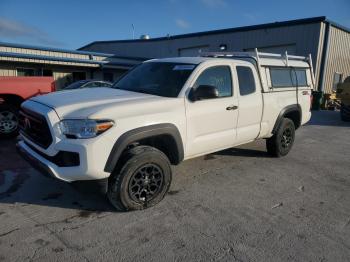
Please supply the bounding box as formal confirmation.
[226,105,238,110]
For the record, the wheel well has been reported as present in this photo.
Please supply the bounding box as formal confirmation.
[284,110,301,129]
[272,106,302,134]
[0,94,24,108]
[133,135,180,165]
[110,135,180,176]
[104,124,185,173]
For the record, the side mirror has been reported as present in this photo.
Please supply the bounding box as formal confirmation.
[190,85,219,101]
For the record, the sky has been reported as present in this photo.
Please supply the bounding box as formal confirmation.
[0,0,349,50]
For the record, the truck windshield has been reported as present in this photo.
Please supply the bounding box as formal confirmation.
[112,62,196,97]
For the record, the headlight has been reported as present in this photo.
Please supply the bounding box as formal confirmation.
[59,119,114,139]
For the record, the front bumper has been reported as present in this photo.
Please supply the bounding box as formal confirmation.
[16,139,111,182]
[17,141,56,179]
[17,141,109,193]
[17,99,118,184]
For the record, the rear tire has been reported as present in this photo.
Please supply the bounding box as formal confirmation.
[266,118,295,157]
[107,145,172,211]
[0,103,19,139]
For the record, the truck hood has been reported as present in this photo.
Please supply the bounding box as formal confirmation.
[29,87,164,118]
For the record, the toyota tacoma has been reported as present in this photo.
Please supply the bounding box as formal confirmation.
[17,51,314,211]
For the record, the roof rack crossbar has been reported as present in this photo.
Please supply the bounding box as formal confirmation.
[199,49,315,92]
[199,50,307,62]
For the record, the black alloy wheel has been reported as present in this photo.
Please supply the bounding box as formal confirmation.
[128,163,164,203]
[107,145,172,211]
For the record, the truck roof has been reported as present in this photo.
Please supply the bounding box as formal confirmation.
[147,55,310,68]
[146,57,212,64]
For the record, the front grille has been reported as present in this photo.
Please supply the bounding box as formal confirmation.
[19,109,53,149]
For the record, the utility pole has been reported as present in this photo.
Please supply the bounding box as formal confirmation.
[132,24,135,39]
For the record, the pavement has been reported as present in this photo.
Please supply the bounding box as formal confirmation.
[0,110,349,262]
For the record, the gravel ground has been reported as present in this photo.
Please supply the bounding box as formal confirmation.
[0,110,349,262]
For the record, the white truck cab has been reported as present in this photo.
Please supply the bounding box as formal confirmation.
[17,51,314,211]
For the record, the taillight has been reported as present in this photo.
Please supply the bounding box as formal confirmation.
[302,90,313,111]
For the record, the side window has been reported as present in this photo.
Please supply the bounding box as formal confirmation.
[84,82,99,88]
[96,82,106,87]
[270,68,307,88]
[294,69,307,86]
[270,68,293,87]
[237,66,256,95]
[194,66,232,97]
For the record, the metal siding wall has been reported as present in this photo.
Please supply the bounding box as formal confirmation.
[0,65,16,76]
[314,22,326,89]
[0,45,113,71]
[0,62,93,90]
[83,23,323,84]
[7,47,90,60]
[0,56,99,67]
[86,24,319,57]
[323,26,350,94]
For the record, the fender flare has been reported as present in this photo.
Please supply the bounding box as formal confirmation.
[104,123,184,173]
[272,104,302,134]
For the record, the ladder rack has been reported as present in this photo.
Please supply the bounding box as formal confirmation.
[199,48,307,63]
[199,48,316,88]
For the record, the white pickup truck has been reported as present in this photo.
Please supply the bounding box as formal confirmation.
[17,51,314,211]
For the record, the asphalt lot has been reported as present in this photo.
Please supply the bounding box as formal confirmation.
[0,110,349,262]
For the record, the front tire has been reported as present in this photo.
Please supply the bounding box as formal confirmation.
[0,103,19,139]
[107,146,172,211]
[266,118,295,157]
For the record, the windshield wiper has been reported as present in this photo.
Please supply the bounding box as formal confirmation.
[134,88,154,95]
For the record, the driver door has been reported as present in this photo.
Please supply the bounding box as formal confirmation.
[185,62,239,158]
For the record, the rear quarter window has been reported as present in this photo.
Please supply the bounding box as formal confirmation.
[294,69,307,86]
[270,68,307,88]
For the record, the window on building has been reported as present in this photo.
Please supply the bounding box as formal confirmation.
[270,68,307,88]
[43,69,53,76]
[17,68,35,76]
[237,66,256,95]
[103,72,114,82]
[194,66,232,97]
[333,72,343,91]
[72,72,86,82]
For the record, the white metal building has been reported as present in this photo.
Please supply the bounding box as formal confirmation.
[80,16,350,94]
